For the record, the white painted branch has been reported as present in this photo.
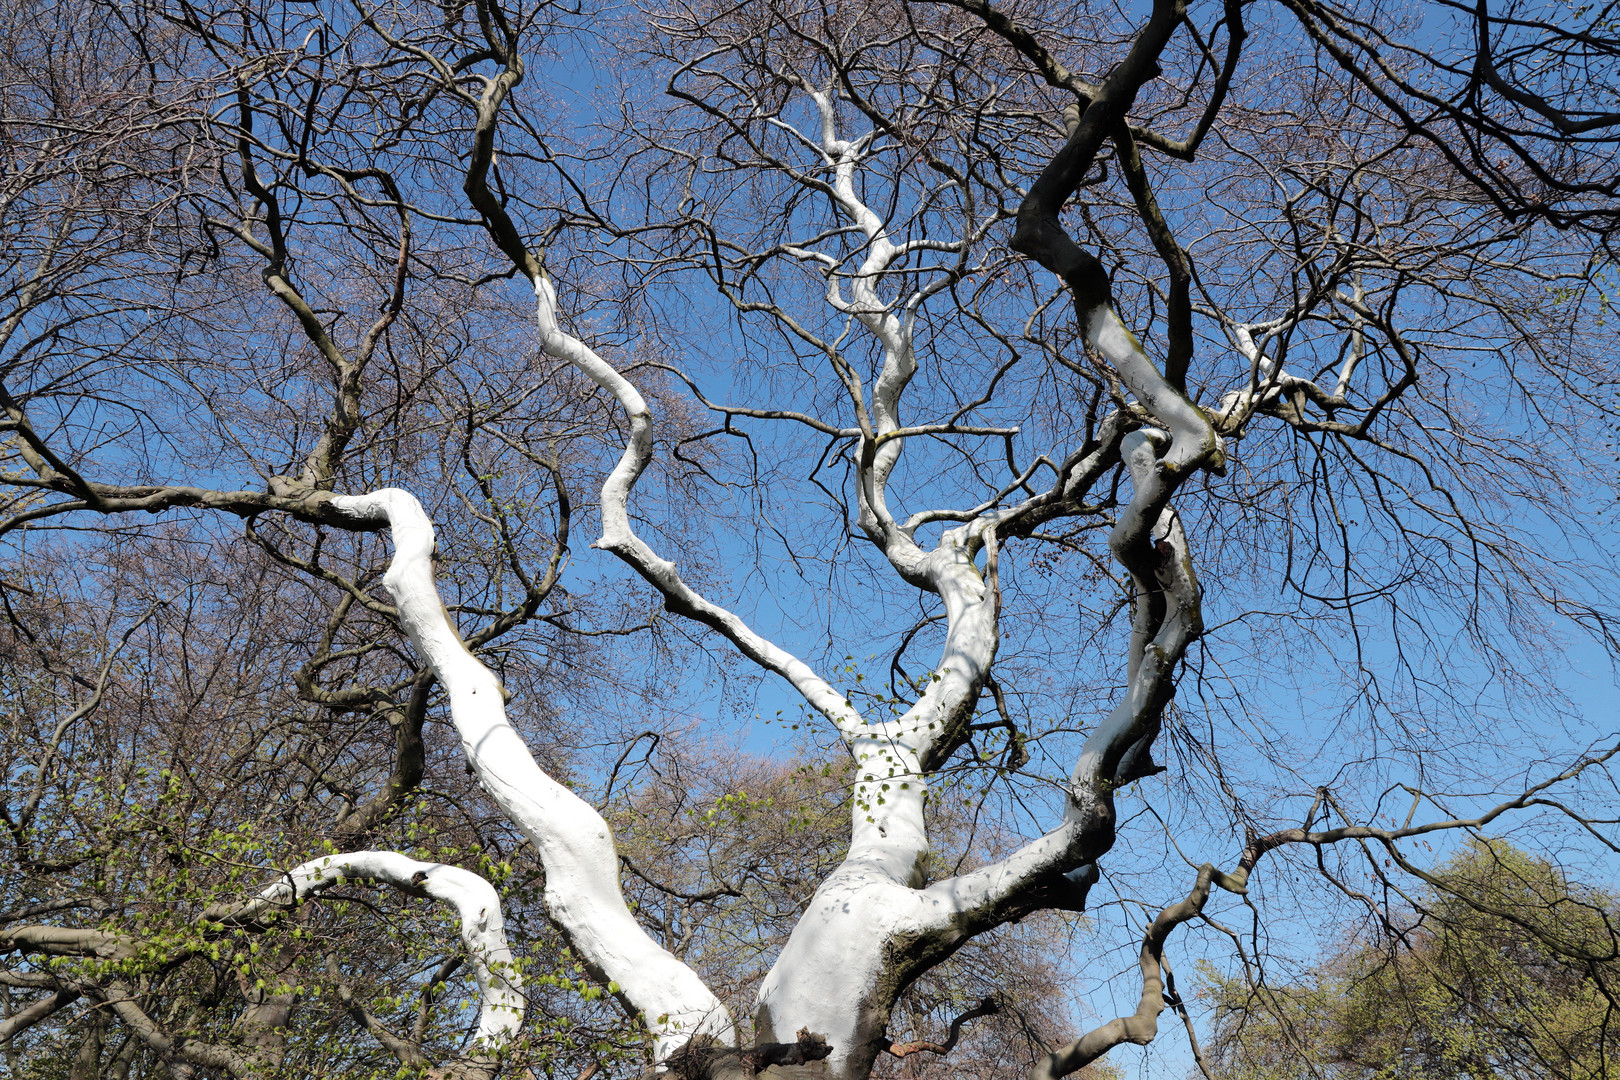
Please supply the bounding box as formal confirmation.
[327,489,733,1058]
[1212,322,1362,428]
[714,86,1222,1078]
[796,84,913,543]
[1087,308,1219,484]
[532,277,863,740]
[735,88,1008,875]
[240,850,522,1051]
[796,92,1005,802]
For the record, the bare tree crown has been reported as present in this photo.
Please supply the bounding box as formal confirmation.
[1,0,1617,1076]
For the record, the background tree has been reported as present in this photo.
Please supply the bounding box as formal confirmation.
[1203,841,1620,1080]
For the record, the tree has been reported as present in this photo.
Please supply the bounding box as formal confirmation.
[1203,840,1620,1080]
[609,743,1117,1080]
[1,0,1618,1076]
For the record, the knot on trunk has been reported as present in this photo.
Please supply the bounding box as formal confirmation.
[667,1029,831,1080]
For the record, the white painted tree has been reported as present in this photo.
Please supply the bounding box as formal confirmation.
[1,0,1618,1077]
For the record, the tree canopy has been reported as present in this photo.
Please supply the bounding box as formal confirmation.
[0,0,1617,1077]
